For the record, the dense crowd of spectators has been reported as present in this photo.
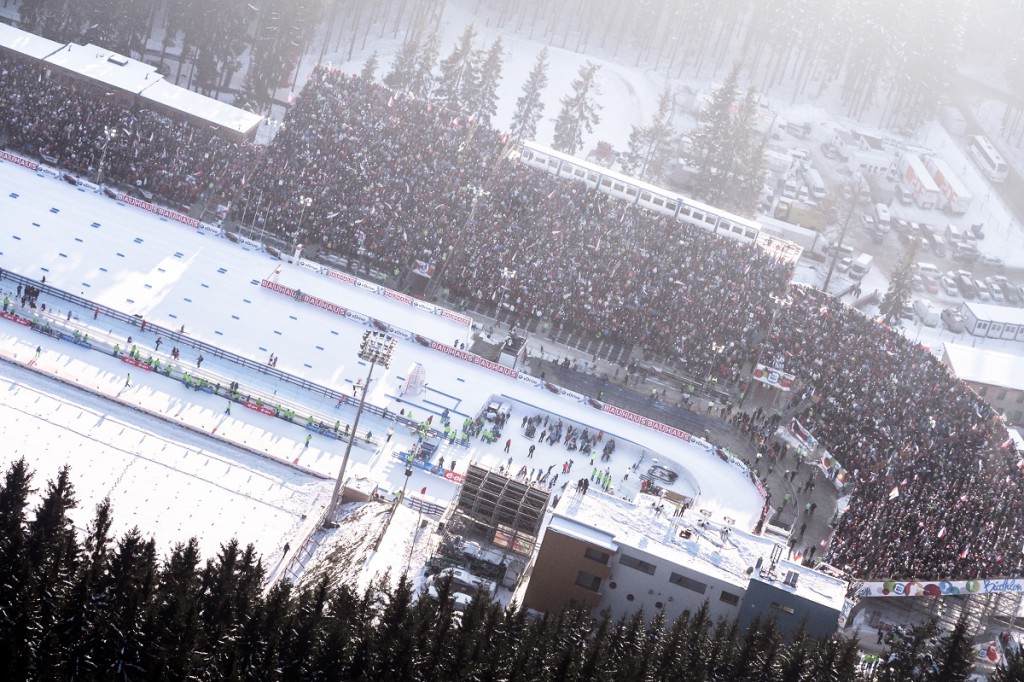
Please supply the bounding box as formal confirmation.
[760,286,1018,580]
[0,61,258,208]
[1,55,1020,582]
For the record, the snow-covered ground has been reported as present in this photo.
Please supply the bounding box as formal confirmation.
[0,156,765,586]
[0,355,331,565]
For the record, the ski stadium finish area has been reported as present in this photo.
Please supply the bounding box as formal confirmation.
[0,58,1023,595]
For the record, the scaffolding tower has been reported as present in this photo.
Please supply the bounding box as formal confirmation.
[453,464,551,556]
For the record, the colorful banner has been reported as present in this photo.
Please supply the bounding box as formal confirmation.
[752,363,796,390]
[858,577,1024,598]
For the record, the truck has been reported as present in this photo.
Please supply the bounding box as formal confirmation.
[758,215,829,256]
[898,152,940,210]
[923,155,973,214]
[849,253,873,280]
[774,198,829,231]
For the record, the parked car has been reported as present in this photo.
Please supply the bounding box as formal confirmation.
[941,308,966,333]
[862,214,876,232]
[986,276,1006,303]
[922,274,940,295]
[975,279,992,301]
[426,586,474,613]
[821,143,838,159]
[980,255,1005,268]
[837,256,853,273]
[432,568,497,596]
[940,275,959,298]
[996,279,1022,306]
[953,242,980,263]
[912,274,925,292]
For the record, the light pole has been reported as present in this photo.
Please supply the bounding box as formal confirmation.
[97,126,117,185]
[325,330,396,523]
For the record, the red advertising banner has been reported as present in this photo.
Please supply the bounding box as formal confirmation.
[121,356,154,371]
[443,470,466,485]
[428,340,519,377]
[327,270,357,285]
[117,193,201,228]
[385,289,413,306]
[244,401,278,417]
[602,403,694,442]
[260,279,347,317]
[439,307,473,326]
[0,311,32,326]
[0,149,39,171]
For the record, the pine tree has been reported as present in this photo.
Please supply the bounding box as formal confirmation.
[141,538,204,679]
[92,530,158,678]
[926,616,975,682]
[724,87,768,215]
[361,51,380,82]
[690,62,741,204]
[874,619,940,682]
[0,459,35,679]
[60,498,114,679]
[279,577,330,678]
[24,466,80,678]
[435,24,478,108]
[775,627,812,682]
[385,38,421,92]
[468,37,504,126]
[621,85,676,181]
[510,48,549,143]
[409,33,442,99]
[879,238,920,325]
[552,61,602,155]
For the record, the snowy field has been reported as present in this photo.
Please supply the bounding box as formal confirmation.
[0,357,331,564]
[0,156,765,581]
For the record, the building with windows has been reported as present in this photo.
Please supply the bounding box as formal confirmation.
[942,343,1024,425]
[956,301,1024,342]
[522,491,847,640]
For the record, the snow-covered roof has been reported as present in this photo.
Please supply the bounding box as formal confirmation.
[555,491,778,590]
[960,300,1024,327]
[140,80,262,137]
[943,342,1024,391]
[750,558,848,611]
[44,43,159,94]
[0,22,62,60]
[547,514,618,552]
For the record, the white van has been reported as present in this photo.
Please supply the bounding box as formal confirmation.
[945,223,964,245]
[913,299,939,327]
[802,168,827,201]
[873,203,891,233]
[849,254,873,280]
[917,262,941,278]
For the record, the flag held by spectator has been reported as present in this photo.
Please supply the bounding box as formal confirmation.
[889,486,899,500]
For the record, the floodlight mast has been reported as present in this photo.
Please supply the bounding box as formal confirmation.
[325,330,396,523]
